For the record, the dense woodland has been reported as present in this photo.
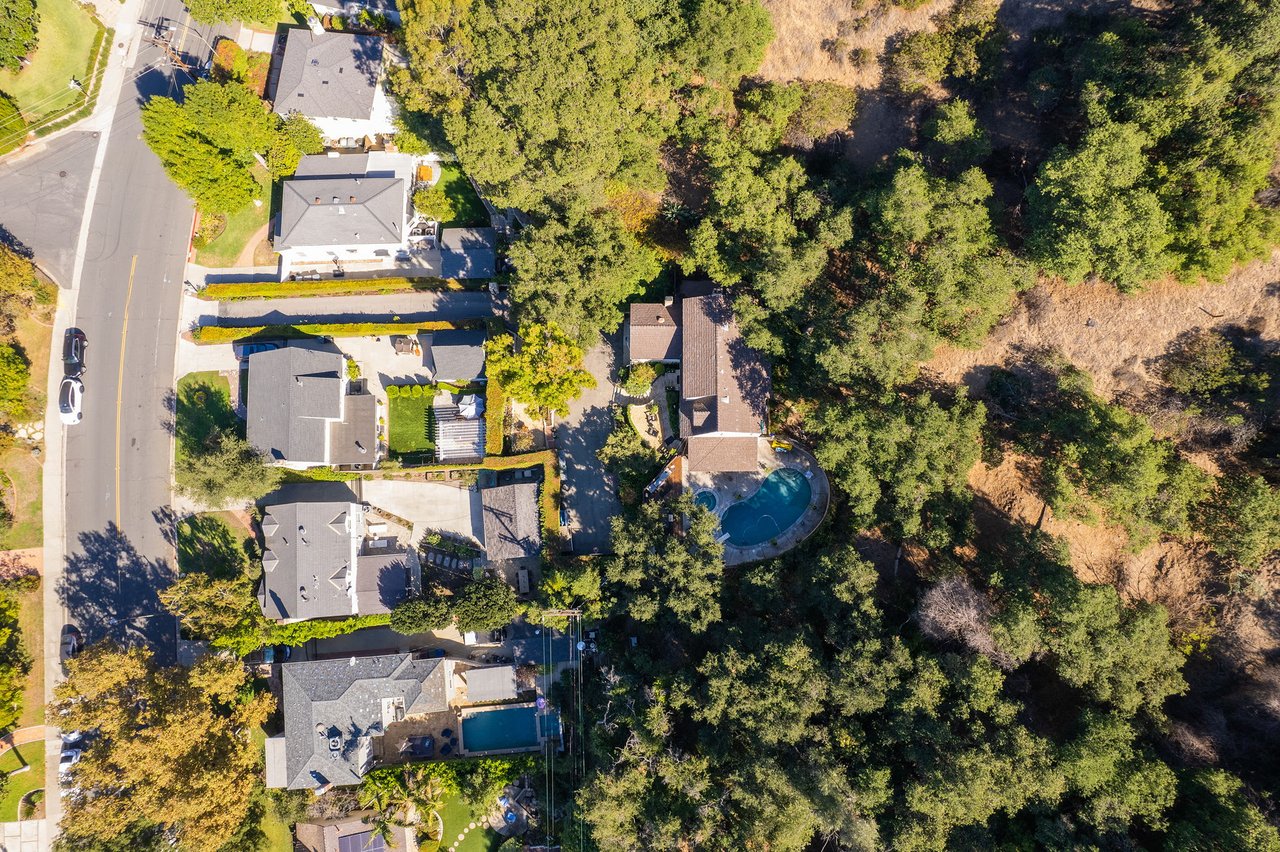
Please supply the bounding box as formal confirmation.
[386,0,1280,848]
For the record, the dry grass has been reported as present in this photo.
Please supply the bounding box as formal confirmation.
[927,251,1280,403]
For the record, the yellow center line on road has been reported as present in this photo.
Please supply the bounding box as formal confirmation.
[115,254,138,527]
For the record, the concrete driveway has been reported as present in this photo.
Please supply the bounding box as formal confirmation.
[361,479,483,546]
[555,335,623,554]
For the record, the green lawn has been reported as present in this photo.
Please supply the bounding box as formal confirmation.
[195,166,272,268]
[388,391,436,460]
[0,745,44,821]
[437,164,490,229]
[260,791,295,851]
[0,0,99,122]
[439,794,502,852]
[0,298,54,551]
[175,371,239,467]
[177,512,255,580]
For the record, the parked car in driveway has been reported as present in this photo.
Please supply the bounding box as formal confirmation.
[60,729,86,745]
[63,328,87,376]
[234,340,282,362]
[58,376,83,425]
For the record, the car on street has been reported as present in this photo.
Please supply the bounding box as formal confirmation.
[60,625,82,663]
[62,328,87,376]
[58,376,84,425]
[59,749,82,776]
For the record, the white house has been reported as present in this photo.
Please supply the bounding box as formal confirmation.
[272,28,397,143]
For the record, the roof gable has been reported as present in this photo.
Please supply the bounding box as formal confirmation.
[277,177,406,249]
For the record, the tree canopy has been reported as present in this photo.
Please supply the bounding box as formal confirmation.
[53,646,274,850]
[0,0,37,73]
[484,322,595,418]
[141,81,321,213]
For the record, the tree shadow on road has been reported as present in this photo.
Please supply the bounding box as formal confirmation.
[58,522,177,664]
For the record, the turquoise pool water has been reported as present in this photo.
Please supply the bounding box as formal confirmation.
[719,468,812,547]
[462,706,540,753]
[693,490,718,513]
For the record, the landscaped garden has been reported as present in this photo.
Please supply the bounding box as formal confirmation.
[424,164,489,229]
[193,164,272,268]
[0,744,44,821]
[387,385,436,462]
[175,371,239,465]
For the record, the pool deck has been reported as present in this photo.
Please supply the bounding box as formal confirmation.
[686,441,830,566]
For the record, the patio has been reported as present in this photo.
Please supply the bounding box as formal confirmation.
[376,710,463,764]
[684,441,830,566]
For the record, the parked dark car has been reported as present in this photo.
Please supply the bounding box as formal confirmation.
[419,647,446,659]
[262,645,293,664]
[60,625,82,663]
[63,328,87,376]
[234,340,282,362]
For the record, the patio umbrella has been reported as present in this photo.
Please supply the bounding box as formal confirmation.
[459,394,484,419]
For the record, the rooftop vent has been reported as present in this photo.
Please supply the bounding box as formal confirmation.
[313,196,321,204]
[299,585,309,602]
[349,195,356,202]
[663,295,674,307]
[332,196,340,204]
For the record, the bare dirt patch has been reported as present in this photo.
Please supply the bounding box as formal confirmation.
[927,251,1280,403]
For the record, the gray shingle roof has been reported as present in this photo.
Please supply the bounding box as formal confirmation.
[248,348,344,464]
[329,392,378,466]
[279,653,447,790]
[274,29,383,121]
[353,547,409,615]
[462,665,517,704]
[277,176,406,249]
[480,481,541,561]
[260,501,358,621]
[426,329,486,383]
[439,227,496,278]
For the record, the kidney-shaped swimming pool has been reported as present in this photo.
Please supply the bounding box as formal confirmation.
[718,467,812,547]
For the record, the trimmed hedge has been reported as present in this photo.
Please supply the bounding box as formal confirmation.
[190,319,475,344]
[198,276,477,301]
[485,374,507,455]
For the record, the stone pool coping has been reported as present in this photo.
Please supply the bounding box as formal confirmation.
[686,441,830,566]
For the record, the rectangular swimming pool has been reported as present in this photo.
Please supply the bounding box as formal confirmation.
[461,706,540,753]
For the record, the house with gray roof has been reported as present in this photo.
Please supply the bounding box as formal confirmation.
[276,153,414,278]
[480,481,541,562]
[273,28,395,142]
[247,346,377,469]
[425,329,486,383]
[259,499,419,622]
[265,653,448,790]
[626,282,769,473]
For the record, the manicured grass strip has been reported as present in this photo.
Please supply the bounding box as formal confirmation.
[0,449,41,550]
[0,745,44,821]
[199,276,473,300]
[436,163,490,229]
[387,388,436,459]
[190,319,477,345]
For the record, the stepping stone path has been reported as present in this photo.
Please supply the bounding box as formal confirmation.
[446,821,482,852]
[12,422,43,443]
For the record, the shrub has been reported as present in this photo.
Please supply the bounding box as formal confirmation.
[452,578,522,633]
[410,384,425,398]
[389,595,452,634]
[622,362,658,396]
[0,343,30,420]
[387,384,401,399]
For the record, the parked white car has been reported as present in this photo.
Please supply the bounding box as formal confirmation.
[58,377,83,426]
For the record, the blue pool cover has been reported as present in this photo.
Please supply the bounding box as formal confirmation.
[719,468,812,547]
[462,706,540,753]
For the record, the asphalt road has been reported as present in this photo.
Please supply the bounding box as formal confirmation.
[55,0,233,662]
[0,132,99,286]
